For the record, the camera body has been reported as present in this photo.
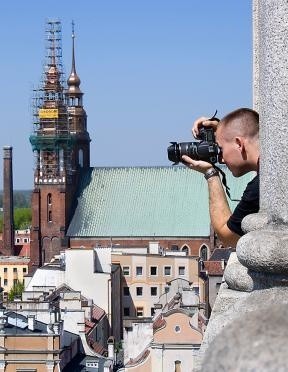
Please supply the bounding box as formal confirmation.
[167,127,220,164]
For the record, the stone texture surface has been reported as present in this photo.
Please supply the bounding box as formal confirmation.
[196,284,288,371]
[237,229,288,273]
[241,211,268,233]
[202,303,288,372]
[224,259,254,292]
[258,1,288,221]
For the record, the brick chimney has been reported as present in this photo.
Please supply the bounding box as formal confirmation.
[3,146,14,255]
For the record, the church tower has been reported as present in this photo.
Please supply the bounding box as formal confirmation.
[29,20,90,271]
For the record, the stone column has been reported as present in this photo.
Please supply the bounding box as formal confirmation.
[225,0,288,291]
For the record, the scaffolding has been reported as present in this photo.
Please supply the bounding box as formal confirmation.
[30,20,74,184]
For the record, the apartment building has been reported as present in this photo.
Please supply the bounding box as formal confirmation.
[0,256,29,298]
[112,242,205,318]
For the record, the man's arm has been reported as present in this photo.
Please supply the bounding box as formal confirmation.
[206,174,240,247]
[182,154,240,247]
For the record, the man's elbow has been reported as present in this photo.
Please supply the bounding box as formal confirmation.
[216,225,241,248]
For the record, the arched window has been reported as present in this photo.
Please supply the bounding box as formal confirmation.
[181,245,189,255]
[175,360,181,372]
[199,244,208,261]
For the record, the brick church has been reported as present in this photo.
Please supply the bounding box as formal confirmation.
[29,21,248,273]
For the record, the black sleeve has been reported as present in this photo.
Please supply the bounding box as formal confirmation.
[227,175,259,236]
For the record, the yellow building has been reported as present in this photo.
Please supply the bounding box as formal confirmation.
[0,256,29,298]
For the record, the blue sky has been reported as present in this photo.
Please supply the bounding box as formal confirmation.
[0,0,252,189]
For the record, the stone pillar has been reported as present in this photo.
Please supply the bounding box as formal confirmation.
[224,0,288,292]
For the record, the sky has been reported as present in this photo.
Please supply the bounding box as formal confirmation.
[0,0,252,190]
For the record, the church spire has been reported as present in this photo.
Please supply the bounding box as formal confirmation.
[67,21,82,94]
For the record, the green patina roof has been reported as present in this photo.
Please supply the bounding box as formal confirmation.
[67,166,254,238]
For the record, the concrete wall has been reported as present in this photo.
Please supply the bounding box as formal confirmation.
[65,249,110,314]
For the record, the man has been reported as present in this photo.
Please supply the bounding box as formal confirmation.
[182,108,259,247]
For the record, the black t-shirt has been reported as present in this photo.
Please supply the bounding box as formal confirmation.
[227,174,259,236]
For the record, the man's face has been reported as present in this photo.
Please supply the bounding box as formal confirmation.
[215,125,245,177]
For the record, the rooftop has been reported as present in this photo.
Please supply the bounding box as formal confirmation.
[67,166,253,238]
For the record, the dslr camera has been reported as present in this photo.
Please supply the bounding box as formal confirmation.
[167,127,220,165]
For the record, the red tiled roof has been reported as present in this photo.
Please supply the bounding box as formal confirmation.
[204,261,224,276]
[153,316,166,333]
[92,304,105,321]
[87,338,107,356]
[126,349,150,367]
[85,319,96,334]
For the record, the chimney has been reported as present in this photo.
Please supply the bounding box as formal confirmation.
[27,315,36,331]
[3,146,14,255]
[107,336,115,359]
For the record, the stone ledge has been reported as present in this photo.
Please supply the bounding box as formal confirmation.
[194,252,288,371]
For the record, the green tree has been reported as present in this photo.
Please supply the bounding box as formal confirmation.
[14,208,32,230]
[8,281,25,301]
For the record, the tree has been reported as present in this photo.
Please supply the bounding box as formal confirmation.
[14,208,32,230]
[8,281,25,301]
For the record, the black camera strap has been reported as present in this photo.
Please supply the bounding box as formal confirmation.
[213,164,240,202]
[208,111,240,202]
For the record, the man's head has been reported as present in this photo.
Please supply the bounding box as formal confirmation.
[216,108,259,177]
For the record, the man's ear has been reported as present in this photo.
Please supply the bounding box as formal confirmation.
[235,137,247,159]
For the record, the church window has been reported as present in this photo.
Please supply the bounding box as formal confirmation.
[182,245,189,255]
[200,245,208,261]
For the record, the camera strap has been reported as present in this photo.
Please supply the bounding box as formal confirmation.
[208,111,240,202]
[213,164,240,202]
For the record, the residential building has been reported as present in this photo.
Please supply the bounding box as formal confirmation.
[0,309,61,371]
[0,256,29,299]
[121,278,206,371]
[112,243,205,318]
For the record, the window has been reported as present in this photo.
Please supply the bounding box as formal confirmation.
[123,266,130,276]
[16,238,20,244]
[23,238,28,243]
[136,266,143,276]
[175,325,181,333]
[200,245,208,261]
[151,307,155,316]
[47,193,52,205]
[150,266,157,276]
[13,268,17,273]
[193,287,200,296]
[23,268,27,273]
[178,266,185,276]
[136,287,143,296]
[182,245,189,255]
[136,307,144,317]
[48,210,52,223]
[4,279,7,286]
[123,287,130,296]
[164,266,171,276]
[4,268,7,273]
[123,307,130,316]
[151,287,157,296]
[165,286,170,294]
[13,279,18,285]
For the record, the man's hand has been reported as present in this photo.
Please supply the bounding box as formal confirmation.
[192,116,219,139]
[181,155,213,174]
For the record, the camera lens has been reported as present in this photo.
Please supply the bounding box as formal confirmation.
[167,142,180,163]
